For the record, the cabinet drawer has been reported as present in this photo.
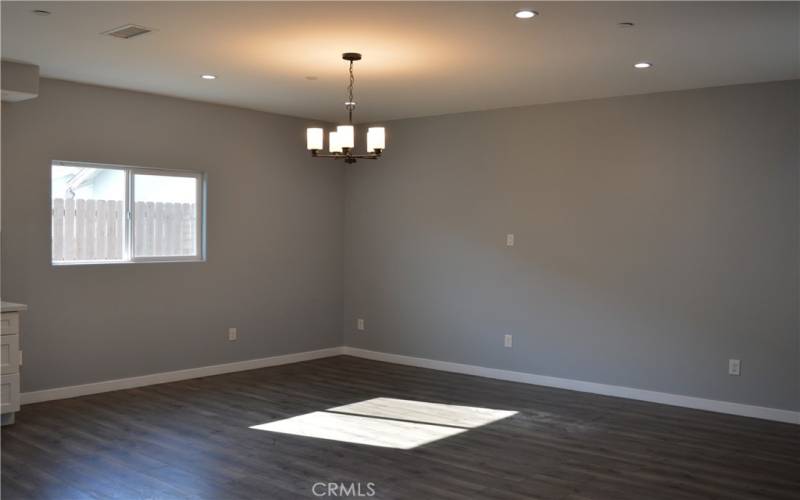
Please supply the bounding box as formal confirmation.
[1,334,19,375]
[1,313,19,335]
[1,373,20,414]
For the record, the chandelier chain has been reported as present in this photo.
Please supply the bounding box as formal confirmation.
[347,61,355,123]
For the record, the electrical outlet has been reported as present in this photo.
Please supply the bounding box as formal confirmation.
[506,234,515,247]
[728,359,741,376]
[228,328,238,341]
[357,318,365,331]
[504,334,513,348]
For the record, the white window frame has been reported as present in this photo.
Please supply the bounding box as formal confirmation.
[51,160,207,266]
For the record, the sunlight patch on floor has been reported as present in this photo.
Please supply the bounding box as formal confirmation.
[251,410,466,449]
[327,397,517,428]
[250,397,517,449]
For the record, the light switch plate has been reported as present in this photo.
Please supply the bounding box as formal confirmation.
[506,234,515,247]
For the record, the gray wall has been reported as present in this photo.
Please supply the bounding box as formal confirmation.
[1,78,344,392]
[3,78,798,411]
[343,81,800,411]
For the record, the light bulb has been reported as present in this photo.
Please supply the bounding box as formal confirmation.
[329,131,342,153]
[337,125,355,149]
[367,127,385,152]
[306,128,323,150]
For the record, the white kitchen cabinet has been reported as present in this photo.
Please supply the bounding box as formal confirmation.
[1,302,27,425]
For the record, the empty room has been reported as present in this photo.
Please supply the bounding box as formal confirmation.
[1,1,798,499]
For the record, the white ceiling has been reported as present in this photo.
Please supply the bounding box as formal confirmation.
[2,2,798,123]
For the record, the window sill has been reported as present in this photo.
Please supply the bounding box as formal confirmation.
[52,257,205,267]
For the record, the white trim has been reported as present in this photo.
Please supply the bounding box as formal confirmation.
[129,168,206,263]
[21,347,344,405]
[50,160,207,266]
[20,345,799,425]
[342,347,800,425]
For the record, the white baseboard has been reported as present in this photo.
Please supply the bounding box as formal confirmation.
[20,345,799,425]
[342,347,800,425]
[21,346,345,405]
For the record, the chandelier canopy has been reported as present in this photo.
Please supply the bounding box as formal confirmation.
[306,53,385,164]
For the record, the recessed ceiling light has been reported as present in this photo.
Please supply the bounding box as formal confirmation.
[515,10,538,20]
[634,62,652,69]
[201,74,217,80]
[32,9,51,16]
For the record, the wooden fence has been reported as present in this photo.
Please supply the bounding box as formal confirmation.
[134,201,197,257]
[52,198,196,261]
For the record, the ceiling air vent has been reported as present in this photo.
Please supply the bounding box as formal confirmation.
[103,24,153,39]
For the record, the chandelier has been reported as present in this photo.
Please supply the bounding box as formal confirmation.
[306,53,385,164]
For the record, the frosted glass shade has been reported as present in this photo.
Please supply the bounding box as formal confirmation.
[329,131,343,153]
[337,125,355,149]
[306,128,323,150]
[367,127,386,152]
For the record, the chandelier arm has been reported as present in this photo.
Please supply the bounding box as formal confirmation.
[349,152,382,158]
[310,154,381,160]
[310,151,382,161]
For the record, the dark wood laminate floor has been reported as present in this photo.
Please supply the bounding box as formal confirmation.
[2,355,799,500]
